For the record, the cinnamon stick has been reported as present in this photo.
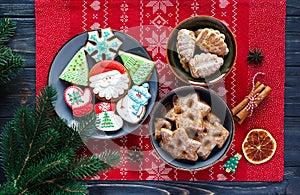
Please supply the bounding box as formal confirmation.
[232,82,264,115]
[232,83,271,125]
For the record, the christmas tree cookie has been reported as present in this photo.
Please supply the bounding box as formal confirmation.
[84,28,122,62]
[94,102,123,131]
[116,83,151,124]
[118,51,155,85]
[59,47,89,86]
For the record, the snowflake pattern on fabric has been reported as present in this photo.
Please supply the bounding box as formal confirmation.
[145,0,173,13]
[146,163,172,180]
[84,28,122,62]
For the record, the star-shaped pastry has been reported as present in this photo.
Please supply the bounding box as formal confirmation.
[160,128,201,161]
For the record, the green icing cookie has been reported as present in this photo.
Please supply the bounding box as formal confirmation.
[119,51,155,86]
[59,47,89,86]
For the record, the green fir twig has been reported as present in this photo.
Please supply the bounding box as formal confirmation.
[0,86,122,194]
[0,18,24,85]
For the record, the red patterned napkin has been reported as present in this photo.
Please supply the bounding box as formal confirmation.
[35,0,285,181]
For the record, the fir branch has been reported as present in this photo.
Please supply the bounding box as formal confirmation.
[0,45,24,85]
[0,107,34,180]
[51,118,83,150]
[23,153,69,186]
[97,150,123,172]
[0,86,122,194]
[0,18,16,45]
[14,87,57,183]
[72,112,97,142]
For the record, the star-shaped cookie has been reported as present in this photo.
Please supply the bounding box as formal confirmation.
[160,128,201,161]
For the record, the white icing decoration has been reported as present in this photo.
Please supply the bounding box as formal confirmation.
[95,111,123,131]
[116,83,151,124]
[64,86,92,109]
[89,71,130,100]
[84,28,122,62]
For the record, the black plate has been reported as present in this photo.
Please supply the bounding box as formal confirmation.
[166,16,237,86]
[48,30,158,139]
[149,86,234,170]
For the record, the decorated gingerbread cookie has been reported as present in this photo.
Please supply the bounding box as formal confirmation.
[59,47,89,86]
[89,60,131,102]
[119,51,155,85]
[64,86,93,117]
[116,83,151,124]
[84,28,122,62]
[94,102,123,131]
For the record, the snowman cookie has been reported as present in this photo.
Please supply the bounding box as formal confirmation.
[94,102,123,131]
[64,86,93,117]
[116,83,151,124]
[89,60,131,102]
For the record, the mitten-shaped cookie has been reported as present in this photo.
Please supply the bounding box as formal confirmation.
[64,86,93,117]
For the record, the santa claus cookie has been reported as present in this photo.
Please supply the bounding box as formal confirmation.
[64,86,93,117]
[89,60,131,102]
[116,83,151,124]
[94,102,123,131]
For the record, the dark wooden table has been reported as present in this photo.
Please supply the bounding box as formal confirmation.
[0,1,299,194]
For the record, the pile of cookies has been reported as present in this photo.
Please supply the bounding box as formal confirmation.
[176,28,229,78]
[60,28,155,132]
[154,92,230,161]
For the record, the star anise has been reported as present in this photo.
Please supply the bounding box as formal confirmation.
[247,48,264,65]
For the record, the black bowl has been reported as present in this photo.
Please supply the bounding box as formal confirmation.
[166,15,237,86]
[48,29,158,139]
[149,86,234,170]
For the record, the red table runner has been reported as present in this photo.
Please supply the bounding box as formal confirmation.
[35,0,285,181]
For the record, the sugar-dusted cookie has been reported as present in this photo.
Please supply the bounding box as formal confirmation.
[154,118,172,140]
[64,86,93,117]
[89,60,131,102]
[172,92,211,131]
[94,102,123,131]
[195,28,229,56]
[116,83,151,124]
[188,53,224,78]
[84,28,122,62]
[176,29,196,72]
[118,51,155,85]
[194,120,229,160]
[160,128,201,161]
[59,47,89,86]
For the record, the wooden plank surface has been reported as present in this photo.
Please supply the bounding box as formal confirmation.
[0,0,299,194]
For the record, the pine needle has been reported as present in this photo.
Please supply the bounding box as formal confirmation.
[0,18,16,45]
[0,86,122,194]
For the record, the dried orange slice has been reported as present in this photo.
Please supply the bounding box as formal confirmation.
[242,129,277,164]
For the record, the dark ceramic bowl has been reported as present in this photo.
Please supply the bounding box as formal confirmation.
[166,16,237,86]
[149,86,234,170]
[48,29,158,139]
